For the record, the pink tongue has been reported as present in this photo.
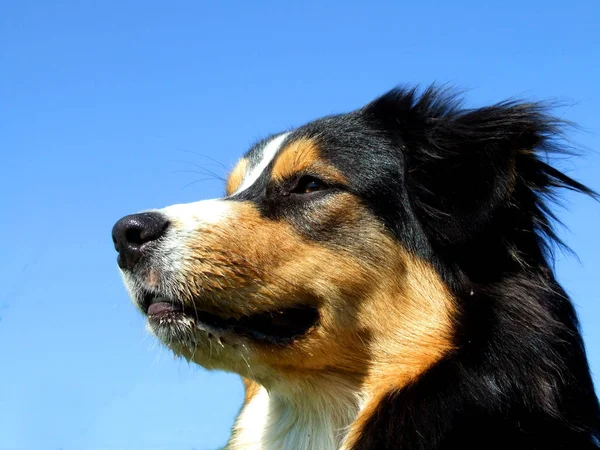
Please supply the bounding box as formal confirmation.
[148,302,181,316]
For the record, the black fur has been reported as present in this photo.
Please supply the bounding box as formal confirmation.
[352,87,600,449]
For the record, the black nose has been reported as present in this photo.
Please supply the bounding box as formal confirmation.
[112,212,170,270]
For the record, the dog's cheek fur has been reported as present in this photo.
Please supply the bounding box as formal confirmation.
[166,193,455,381]
[179,196,380,378]
[227,236,456,450]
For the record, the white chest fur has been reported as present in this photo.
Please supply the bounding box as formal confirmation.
[227,386,359,450]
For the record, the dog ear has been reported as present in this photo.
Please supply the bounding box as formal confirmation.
[364,86,591,247]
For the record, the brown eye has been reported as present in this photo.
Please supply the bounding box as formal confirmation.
[290,176,327,194]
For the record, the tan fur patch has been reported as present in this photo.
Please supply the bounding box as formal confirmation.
[226,226,455,449]
[242,377,261,403]
[342,254,456,449]
[159,191,455,448]
[226,158,248,195]
[272,138,347,185]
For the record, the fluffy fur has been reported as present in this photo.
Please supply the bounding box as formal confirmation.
[114,85,600,449]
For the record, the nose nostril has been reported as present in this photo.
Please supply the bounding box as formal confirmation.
[160,220,170,234]
[125,228,144,245]
[111,212,170,270]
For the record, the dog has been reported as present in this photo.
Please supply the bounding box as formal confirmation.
[112,86,600,449]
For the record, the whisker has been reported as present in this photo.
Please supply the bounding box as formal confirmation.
[179,178,222,192]
[170,167,226,182]
[169,159,226,170]
[240,349,255,380]
[174,149,229,170]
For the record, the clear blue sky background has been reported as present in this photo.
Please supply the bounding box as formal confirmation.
[1,1,599,449]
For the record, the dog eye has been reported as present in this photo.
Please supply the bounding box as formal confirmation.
[290,176,327,194]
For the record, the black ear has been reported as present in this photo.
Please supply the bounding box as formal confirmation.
[364,86,593,247]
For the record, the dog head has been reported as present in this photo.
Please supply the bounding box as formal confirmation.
[113,86,587,393]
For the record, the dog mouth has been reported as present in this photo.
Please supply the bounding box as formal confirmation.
[141,292,319,344]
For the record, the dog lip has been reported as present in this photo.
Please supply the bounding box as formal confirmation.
[140,290,319,344]
[147,301,182,316]
[141,292,172,314]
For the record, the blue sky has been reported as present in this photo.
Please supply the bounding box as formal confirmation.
[1,1,599,449]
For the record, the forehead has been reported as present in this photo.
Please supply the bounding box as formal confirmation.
[228,113,401,197]
[228,134,334,196]
[244,133,290,178]
[222,112,414,252]
[225,133,289,196]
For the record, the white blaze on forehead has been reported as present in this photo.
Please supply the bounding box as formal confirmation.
[233,132,290,195]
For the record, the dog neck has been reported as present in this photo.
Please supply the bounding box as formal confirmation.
[227,378,362,450]
[226,263,457,450]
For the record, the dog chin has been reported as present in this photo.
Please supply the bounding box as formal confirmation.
[146,313,247,370]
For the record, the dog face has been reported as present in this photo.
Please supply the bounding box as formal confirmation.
[114,86,574,392]
[112,93,458,390]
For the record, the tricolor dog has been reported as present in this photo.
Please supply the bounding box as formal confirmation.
[112,86,600,449]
